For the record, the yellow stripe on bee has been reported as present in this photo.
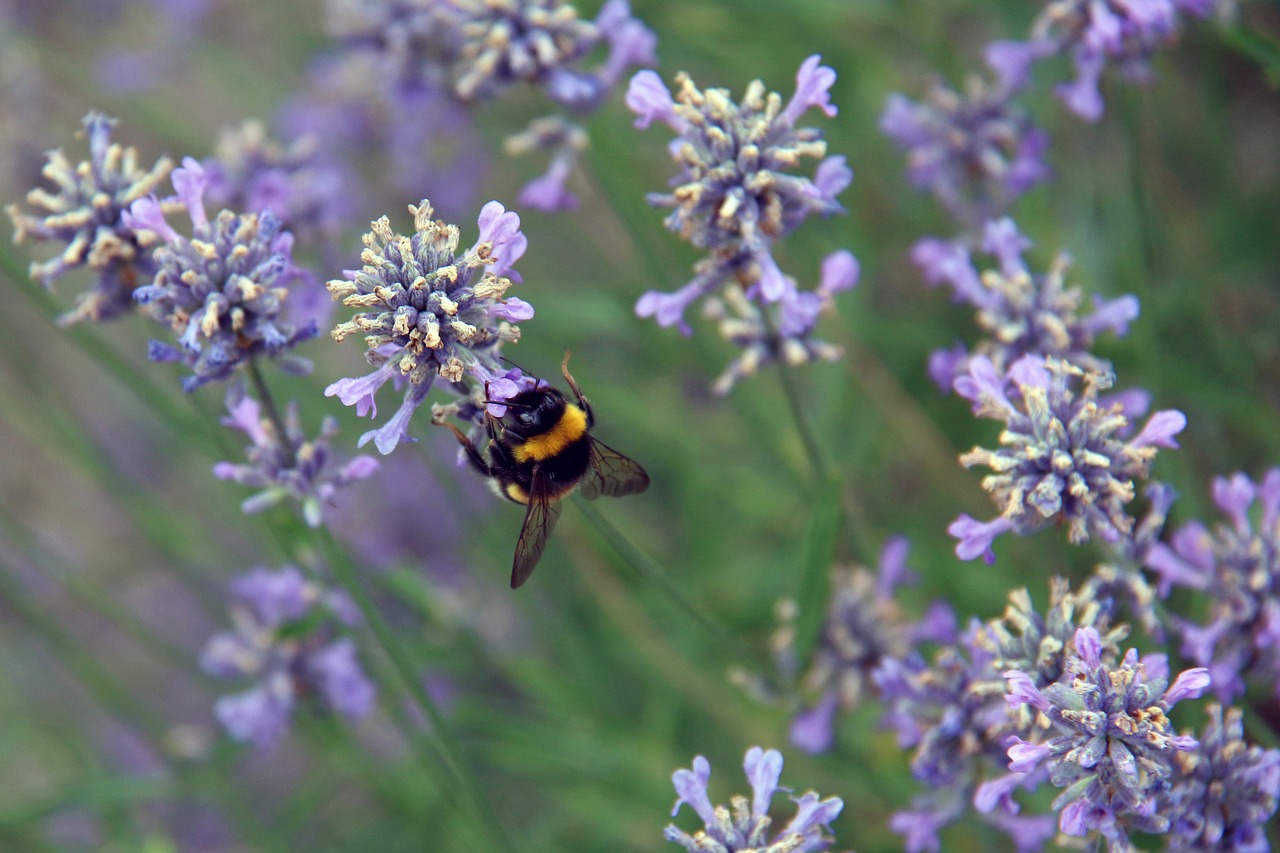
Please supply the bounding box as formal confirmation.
[504,482,529,504]
[513,405,588,463]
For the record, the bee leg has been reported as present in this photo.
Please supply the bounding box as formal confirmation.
[486,435,518,470]
[560,350,595,428]
[434,421,494,478]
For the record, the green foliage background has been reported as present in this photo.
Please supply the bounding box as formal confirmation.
[1,1,1279,850]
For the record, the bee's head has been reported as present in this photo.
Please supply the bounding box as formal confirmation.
[496,387,568,439]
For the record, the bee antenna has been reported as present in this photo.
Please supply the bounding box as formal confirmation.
[500,355,537,379]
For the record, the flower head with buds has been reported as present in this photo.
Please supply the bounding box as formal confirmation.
[949,355,1185,561]
[1000,627,1209,850]
[881,75,1050,229]
[7,113,175,325]
[213,393,380,527]
[915,219,1138,391]
[449,0,596,103]
[1164,703,1280,852]
[125,158,316,391]
[325,199,531,454]
[665,746,843,853]
[702,250,857,394]
[1144,467,1280,703]
[201,566,375,752]
[628,55,853,330]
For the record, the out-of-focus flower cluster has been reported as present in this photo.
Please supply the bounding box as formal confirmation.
[1144,467,1280,704]
[915,218,1139,392]
[201,566,376,752]
[213,392,380,527]
[770,537,957,756]
[987,0,1216,122]
[881,74,1050,231]
[321,0,656,211]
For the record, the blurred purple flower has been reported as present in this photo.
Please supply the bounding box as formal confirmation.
[777,536,952,755]
[505,116,588,212]
[1143,467,1280,703]
[915,219,1139,390]
[7,112,175,325]
[986,0,1214,121]
[881,74,1050,229]
[202,120,358,248]
[213,392,379,527]
[201,566,375,752]
[279,55,486,219]
[1164,703,1280,852]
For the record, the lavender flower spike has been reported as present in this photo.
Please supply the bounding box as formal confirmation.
[915,218,1139,389]
[1143,466,1280,703]
[7,112,176,325]
[126,157,317,390]
[449,0,605,105]
[950,355,1185,559]
[702,249,857,394]
[1164,703,1280,852]
[1001,627,1208,851]
[881,74,1050,228]
[665,746,843,852]
[629,55,852,330]
[213,393,380,527]
[325,199,531,454]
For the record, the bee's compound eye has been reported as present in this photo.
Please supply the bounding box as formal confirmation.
[517,411,534,425]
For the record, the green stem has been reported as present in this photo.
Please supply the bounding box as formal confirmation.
[773,347,835,485]
[757,305,877,566]
[246,356,297,469]
[316,528,517,853]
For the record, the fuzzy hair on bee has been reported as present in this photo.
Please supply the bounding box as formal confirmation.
[437,353,649,588]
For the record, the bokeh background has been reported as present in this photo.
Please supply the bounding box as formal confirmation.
[2,0,1279,850]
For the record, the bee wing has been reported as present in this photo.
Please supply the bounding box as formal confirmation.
[581,438,650,500]
[511,466,564,589]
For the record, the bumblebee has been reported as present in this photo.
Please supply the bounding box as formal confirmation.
[438,353,649,588]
